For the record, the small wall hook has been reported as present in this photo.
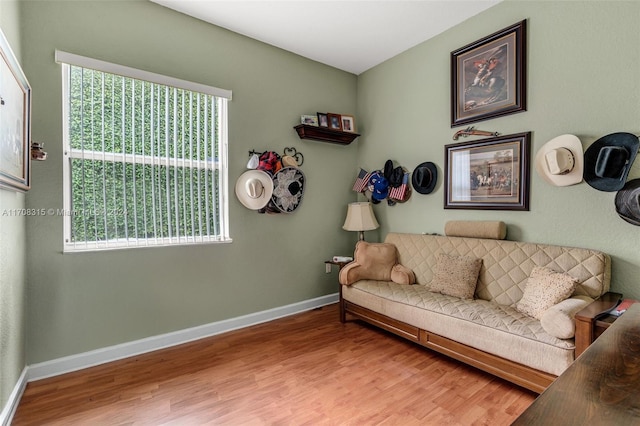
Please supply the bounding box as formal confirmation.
[31,141,48,161]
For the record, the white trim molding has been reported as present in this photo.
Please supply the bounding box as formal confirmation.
[27,293,338,382]
[0,367,28,426]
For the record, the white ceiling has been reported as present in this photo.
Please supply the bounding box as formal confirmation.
[150,0,501,75]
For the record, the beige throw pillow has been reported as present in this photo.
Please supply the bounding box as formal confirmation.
[516,266,578,320]
[428,253,482,299]
[540,295,594,339]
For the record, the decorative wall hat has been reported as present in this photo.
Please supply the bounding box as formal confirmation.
[583,132,639,191]
[534,134,584,186]
[615,178,640,226]
[256,151,282,175]
[281,155,299,168]
[271,167,305,213]
[368,171,389,204]
[411,162,438,194]
[383,159,394,180]
[388,170,411,203]
[235,170,274,210]
[246,152,259,169]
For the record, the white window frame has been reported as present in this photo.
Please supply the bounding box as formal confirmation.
[56,50,232,252]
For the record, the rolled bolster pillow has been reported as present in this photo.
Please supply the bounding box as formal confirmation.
[540,296,594,339]
[444,221,507,240]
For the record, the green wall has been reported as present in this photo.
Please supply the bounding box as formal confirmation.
[14,0,640,370]
[357,1,640,298]
[22,0,357,363]
[0,0,27,409]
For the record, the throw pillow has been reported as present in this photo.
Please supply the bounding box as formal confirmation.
[516,266,578,320]
[428,253,482,299]
[541,295,594,339]
[339,241,398,285]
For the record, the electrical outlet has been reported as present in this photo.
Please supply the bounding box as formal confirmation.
[325,263,332,273]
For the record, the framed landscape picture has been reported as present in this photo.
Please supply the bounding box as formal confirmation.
[451,20,526,127]
[0,28,31,192]
[444,132,531,210]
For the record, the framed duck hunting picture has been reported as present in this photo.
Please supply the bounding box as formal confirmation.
[444,132,531,211]
[0,28,31,192]
[451,20,526,127]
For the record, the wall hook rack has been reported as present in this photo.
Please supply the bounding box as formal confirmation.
[31,141,47,161]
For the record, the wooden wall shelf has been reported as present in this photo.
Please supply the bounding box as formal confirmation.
[294,124,360,145]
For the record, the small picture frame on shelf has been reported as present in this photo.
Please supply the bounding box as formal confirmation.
[328,113,342,131]
[301,114,318,126]
[317,112,329,127]
[341,115,356,132]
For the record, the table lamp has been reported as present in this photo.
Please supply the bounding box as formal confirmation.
[342,202,379,241]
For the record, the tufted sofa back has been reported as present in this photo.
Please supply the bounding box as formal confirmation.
[384,233,611,306]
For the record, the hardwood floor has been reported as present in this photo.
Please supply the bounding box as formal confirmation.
[13,304,535,425]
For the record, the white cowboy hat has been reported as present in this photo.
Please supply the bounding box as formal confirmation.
[534,134,584,187]
[235,170,274,210]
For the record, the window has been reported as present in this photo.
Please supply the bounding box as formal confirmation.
[56,51,232,252]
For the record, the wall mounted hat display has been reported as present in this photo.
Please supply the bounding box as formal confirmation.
[583,132,639,192]
[349,159,425,206]
[535,134,584,187]
[236,147,305,214]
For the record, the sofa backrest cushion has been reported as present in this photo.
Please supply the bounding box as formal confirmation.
[384,233,611,306]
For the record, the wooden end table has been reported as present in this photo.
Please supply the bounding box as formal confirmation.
[574,291,622,357]
[513,303,640,424]
[325,260,350,321]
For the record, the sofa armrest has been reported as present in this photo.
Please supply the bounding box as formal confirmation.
[338,262,358,285]
[574,291,622,357]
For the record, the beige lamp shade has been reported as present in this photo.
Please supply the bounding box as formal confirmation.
[343,202,379,240]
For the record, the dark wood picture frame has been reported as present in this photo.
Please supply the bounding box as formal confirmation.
[327,113,342,131]
[444,132,531,211]
[317,112,329,127]
[451,20,526,127]
[0,28,31,192]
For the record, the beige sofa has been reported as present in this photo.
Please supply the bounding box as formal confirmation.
[339,231,612,393]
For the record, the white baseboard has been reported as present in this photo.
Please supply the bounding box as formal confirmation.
[0,367,27,426]
[27,293,339,382]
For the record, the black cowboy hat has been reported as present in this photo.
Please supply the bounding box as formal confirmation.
[411,162,438,194]
[615,178,640,226]
[583,132,639,192]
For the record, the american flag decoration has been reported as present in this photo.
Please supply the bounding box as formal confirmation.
[389,172,410,201]
[352,168,372,192]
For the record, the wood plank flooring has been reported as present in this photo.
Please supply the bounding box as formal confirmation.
[13,303,535,425]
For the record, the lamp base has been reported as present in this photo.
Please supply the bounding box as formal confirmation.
[358,231,365,241]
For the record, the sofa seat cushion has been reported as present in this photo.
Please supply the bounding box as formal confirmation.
[343,280,575,376]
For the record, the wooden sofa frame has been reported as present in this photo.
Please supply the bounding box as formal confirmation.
[339,289,620,394]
